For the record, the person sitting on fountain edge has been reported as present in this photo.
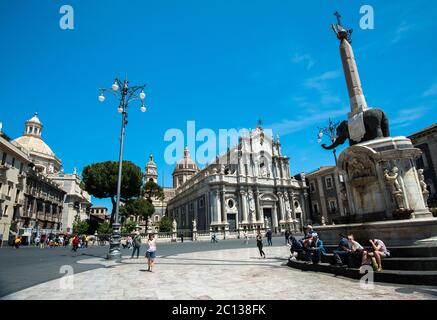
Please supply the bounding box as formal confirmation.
[362,238,390,272]
[333,233,351,266]
[305,233,326,264]
[347,233,364,268]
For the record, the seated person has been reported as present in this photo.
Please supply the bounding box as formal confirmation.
[347,234,364,268]
[304,224,315,239]
[305,233,326,264]
[289,235,304,260]
[362,238,390,272]
[333,233,351,266]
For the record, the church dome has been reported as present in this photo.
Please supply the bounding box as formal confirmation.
[174,146,199,171]
[14,135,56,158]
[13,113,61,173]
[172,146,199,189]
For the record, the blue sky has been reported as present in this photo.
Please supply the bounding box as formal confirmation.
[1,0,436,210]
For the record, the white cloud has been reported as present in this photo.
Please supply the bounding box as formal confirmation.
[292,53,315,70]
[304,70,342,90]
[391,106,429,128]
[423,83,437,97]
[266,108,348,136]
[390,21,413,45]
[303,70,343,105]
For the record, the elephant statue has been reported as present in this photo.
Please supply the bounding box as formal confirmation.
[322,108,390,150]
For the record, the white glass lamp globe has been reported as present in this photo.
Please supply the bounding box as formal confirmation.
[117,107,123,113]
[112,82,119,91]
[139,91,146,100]
[98,94,105,102]
[140,105,147,113]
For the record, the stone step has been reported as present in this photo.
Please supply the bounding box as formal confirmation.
[381,257,437,271]
[320,253,437,271]
[287,259,437,286]
[323,245,437,258]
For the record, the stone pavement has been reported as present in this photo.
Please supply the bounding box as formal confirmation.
[3,246,437,300]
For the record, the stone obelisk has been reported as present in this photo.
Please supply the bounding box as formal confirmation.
[332,12,368,143]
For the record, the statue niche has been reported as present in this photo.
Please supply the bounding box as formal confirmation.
[346,156,376,191]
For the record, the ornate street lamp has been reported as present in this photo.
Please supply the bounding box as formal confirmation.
[98,77,147,261]
[317,118,340,165]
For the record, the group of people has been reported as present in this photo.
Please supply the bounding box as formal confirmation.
[332,233,390,272]
[288,225,390,272]
[123,231,157,272]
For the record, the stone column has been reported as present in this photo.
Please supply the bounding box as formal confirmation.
[316,176,329,224]
[221,191,227,224]
[277,192,284,223]
[255,191,263,223]
[333,171,345,216]
[240,190,248,223]
[215,190,222,225]
[272,204,278,232]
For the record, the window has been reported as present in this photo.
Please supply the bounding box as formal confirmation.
[325,176,333,189]
[11,158,15,167]
[199,198,204,208]
[19,162,23,174]
[154,215,160,222]
[7,185,12,196]
[310,182,316,193]
[1,152,6,165]
[3,206,8,217]
[227,199,235,209]
[312,203,319,214]
[329,200,337,214]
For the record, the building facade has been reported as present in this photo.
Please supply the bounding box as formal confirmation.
[167,126,308,235]
[408,123,437,206]
[0,132,31,245]
[143,154,175,224]
[49,171,92,233]
[306,166,348,225]
[13,113,91,236]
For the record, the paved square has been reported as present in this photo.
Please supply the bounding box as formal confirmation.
[2,246,436,300]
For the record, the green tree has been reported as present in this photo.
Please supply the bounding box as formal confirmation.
[142,180,165,203]
[121,220,138,234]
[158,216,172,232]
[120,197,155,221]
[73,219,89,235]
[97,222,112,235]
[82,161,143,224]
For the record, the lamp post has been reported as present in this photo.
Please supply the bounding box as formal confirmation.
[98,77,147,261]
[317,118,340,165]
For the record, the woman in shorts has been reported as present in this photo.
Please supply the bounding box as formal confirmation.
[145,233,157,272]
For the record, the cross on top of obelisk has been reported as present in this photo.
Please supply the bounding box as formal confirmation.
[331,11,353,44]
[334,11,342,26]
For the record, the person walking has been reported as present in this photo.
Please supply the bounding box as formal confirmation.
[72,234,80,252]
[256,231,266,258]
[284,229,290,245]
[180,233,184,243]
[243,231,249,245]
[35,236,40,247]
[40,234,46,249]
[14,236,22,249]
[127,235,133,249]
[266,229,273,246]
[145,233,157,272]
[131,231,142,259]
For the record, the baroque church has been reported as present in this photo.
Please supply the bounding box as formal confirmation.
[163,125,309,235]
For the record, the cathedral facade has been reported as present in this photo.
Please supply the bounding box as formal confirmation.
[166,126,309,235]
